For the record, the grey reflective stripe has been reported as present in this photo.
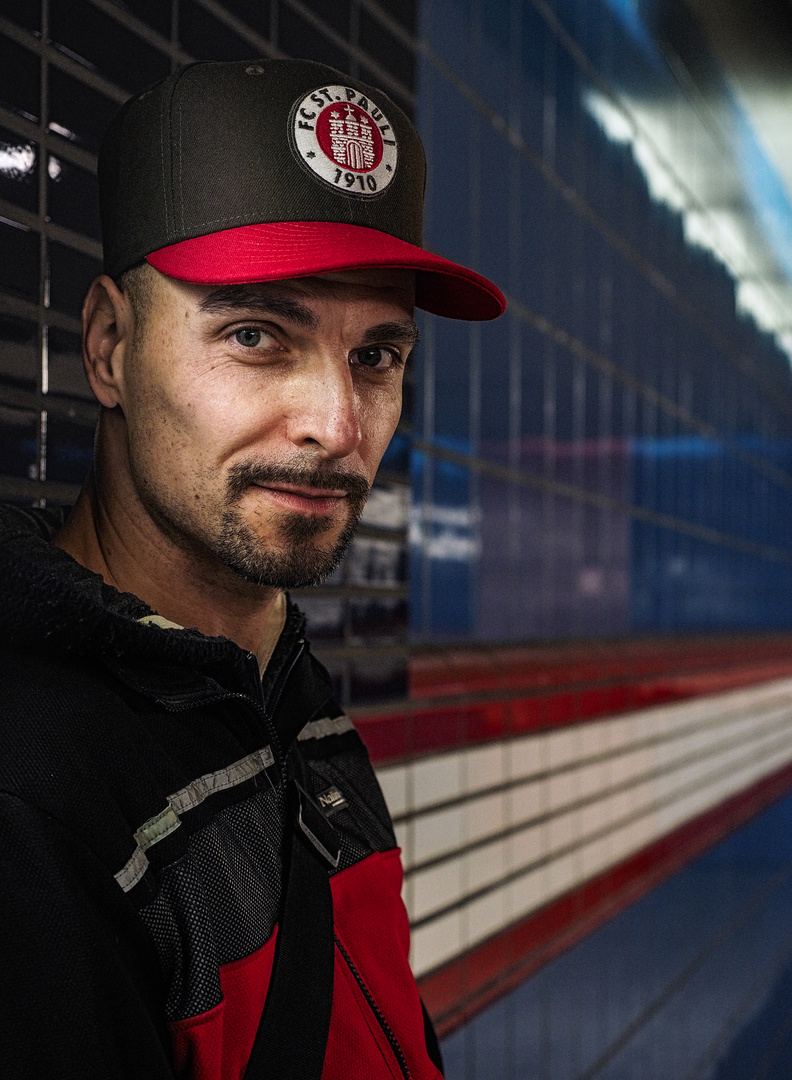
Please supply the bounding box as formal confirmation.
[169,746,275,815]
[115,846,149,892]
[297,715,354,741]
[134,805,181,850]
[114,744,275,893]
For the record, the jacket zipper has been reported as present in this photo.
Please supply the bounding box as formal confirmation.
[335,934,413,1080]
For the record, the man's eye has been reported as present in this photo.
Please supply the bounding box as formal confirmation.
[234,328,263,348]
[354,346,398,369]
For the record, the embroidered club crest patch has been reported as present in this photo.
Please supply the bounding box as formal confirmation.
[291,84,398,198]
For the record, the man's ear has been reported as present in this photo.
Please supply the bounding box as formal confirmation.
[81,275,135,409]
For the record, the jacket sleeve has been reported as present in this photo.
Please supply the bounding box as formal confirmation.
[0,791,175,1079]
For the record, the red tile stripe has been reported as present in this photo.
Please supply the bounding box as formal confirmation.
[353,636,792,765]
[418,757,792,1038]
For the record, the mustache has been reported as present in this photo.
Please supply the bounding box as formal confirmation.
[226,461,371,505]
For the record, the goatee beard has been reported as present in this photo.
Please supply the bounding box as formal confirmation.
[216,461,370,588]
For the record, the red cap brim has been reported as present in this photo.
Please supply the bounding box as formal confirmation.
[145,222,506,321]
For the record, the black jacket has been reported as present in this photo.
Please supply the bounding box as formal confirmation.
[0,505,442,1079]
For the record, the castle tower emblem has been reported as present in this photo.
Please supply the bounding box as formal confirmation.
[327,105,376,170]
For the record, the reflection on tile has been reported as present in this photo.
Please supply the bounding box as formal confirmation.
[47,156,101,241]
[47,327,92,399]
[49,0,169,92]
[0,404,38,479]
[349,653,407,705]
[0,35,40,121]
[0,127,38,213]
[0,219,39,303]
[346,535,406,587]
[45,416,94,484]
[299,595,345,644]
[348,596,408,643]
[48,67,118,155]
[0,313,37,391]
[360,482,409,530]
[48,242,101,317]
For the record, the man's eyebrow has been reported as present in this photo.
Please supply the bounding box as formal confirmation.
[362,321,420,348]
[197,287,319,329]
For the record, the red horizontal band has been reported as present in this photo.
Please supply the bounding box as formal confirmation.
[353,636,792,766]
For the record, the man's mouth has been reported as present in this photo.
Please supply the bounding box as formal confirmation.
[251,482,349,516]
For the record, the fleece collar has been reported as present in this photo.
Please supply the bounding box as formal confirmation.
[0,504,306,689]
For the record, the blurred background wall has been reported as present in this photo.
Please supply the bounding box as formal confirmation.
[4,0,792,1076]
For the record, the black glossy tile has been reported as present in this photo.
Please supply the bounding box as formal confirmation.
[349,596,407,642]
[47,241,101,317]
[378,431,409,476]
[346,535,406,587]
[0,126,38,212]
[45,415,94,483]
[0,403,38,478]
[359,481,408,530]
[115,0,173,36]
[348,653,407,704]
[359,9,414,91]
[3,0,41,32]
[47,155,101,241]
[276,4,348,71]
[48,326,92,399]
[298,0,350,37]
[220,0,273,38]
[0,33,40,121]
[49,0,169,92]
[0,312,37,390]
[48,65,118,154]
[178,0,257,61]
[0,217,39,302]
[298,595,345,643]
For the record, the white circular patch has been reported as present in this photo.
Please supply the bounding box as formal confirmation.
[291,84,398,198]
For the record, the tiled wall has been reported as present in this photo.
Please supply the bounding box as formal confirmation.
[410,0,792,641]
[382,677,792,981]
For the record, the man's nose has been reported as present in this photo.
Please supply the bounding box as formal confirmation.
[286,356,362,459]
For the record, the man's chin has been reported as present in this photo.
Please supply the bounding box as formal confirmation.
[216,511,355,589]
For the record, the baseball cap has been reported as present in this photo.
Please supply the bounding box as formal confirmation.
[98,58,505,321]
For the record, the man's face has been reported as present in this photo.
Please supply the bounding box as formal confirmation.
[114,267,415,588]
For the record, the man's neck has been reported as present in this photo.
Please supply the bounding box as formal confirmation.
[53,471,285,671]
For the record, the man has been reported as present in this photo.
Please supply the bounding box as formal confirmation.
[0,58,503,1078]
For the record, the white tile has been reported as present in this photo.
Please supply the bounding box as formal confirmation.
[465,838,506,892]
[466,791,508,844]
[410,910,463,977]
[465,743,505,793]
[464,888,507,949]
[547,808,576,852]
[413,803,465,864]
[547,727,579,770]
[509,822,544,868]
[508,777,545,827]
[410,859,464,922]
[577,721,606,759]
[507,864,550,923]
[510,732,548,781]
[376,764,408,817]
[411,752,462,811]
[547,769,576,813]
[575,759,608,802]
[545,851,580,901]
